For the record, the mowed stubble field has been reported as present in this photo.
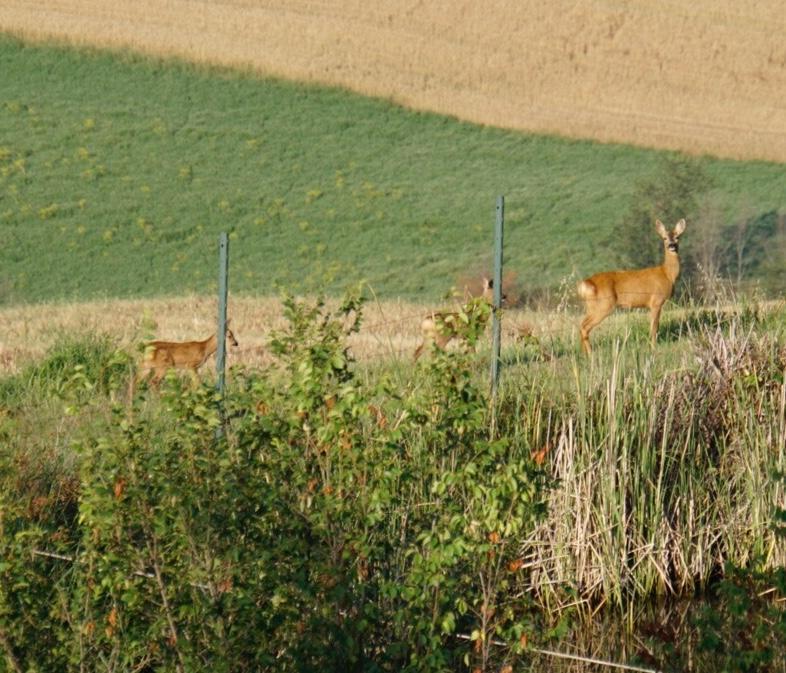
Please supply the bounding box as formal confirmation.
[1,0,786,162]
[0,295,575,377]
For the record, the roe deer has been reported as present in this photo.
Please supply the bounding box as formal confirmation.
[414,277,500,360]
[137,321,238,386]
[578,219,686,353]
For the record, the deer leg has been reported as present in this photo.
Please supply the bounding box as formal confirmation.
[413,340,428,361]
[151,368,165,387]
[579,316,595,354]
[649,303,663,347]
[136,364,150,385]
[135,362,156,389]
[189,367,201,387]
[580,305,613,354]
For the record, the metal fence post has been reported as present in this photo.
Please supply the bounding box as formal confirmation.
[216,232,229,398]
[490,195,504,400]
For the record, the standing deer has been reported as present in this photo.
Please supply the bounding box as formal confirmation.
[414,277,500,360]
[578,218,686,353]
[137,321,238,386]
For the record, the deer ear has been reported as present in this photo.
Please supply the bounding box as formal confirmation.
[673,218,687,236]
[225,318,231,327]
[655,219,668,238]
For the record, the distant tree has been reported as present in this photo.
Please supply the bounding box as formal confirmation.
[690,200,725,280]
[753,212,786,294]
[616,156,714,271]
[688,199,729,301]
[727,210,779,285]
[688,207,783,299]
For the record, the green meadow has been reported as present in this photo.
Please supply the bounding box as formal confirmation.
[1,34,785,306]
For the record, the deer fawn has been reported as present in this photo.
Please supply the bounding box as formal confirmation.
[137,321,238,386]
[414,277,500,360]
[578,218,686,353]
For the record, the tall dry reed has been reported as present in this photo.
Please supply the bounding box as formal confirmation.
[506,317,786,611]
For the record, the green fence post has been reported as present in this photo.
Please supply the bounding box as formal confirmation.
[216,233,229,429]
[490,195,504,400]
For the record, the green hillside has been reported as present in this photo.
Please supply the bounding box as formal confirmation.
[1,35,784,305]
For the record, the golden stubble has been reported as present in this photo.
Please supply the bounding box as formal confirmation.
[0,295,566,376]
[2,0,786,162]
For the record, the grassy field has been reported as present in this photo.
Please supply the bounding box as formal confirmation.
[1,36,785,309]
[2,1,786,162]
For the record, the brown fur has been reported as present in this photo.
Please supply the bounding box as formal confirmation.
[414,277,498,360]
[137,321,238,385]
[578,219,686,353]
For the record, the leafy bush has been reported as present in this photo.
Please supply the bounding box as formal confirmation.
[691,563,786,672]
[4,300,786,672]
[0,295,548,672]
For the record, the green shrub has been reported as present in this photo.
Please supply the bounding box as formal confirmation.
[0,332,132,408]
[0,295,548,672]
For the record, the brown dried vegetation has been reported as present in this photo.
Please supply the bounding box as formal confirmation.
[2,1,786,161]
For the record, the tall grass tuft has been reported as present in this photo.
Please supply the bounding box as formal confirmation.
[501,314,786,612]
[1,332,132,406]
[0,333,133,533]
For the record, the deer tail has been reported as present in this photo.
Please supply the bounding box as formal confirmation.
[577,279,597,300]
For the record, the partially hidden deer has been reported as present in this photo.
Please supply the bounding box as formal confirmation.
[414,277,500,360]
[577,218,686,353]
[137,320,238,386]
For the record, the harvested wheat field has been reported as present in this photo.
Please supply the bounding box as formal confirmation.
[2,1,786,162]
[0,296,565,377]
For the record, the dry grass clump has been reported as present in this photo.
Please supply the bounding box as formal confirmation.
[520,320,786,611]
[2,1,786,161]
